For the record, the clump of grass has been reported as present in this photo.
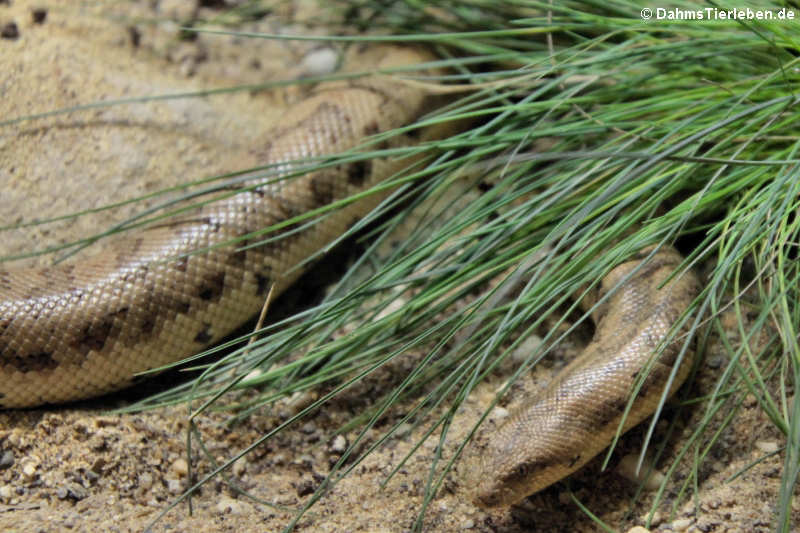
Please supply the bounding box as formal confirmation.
[150,2,799,529]
[5,1,800,531]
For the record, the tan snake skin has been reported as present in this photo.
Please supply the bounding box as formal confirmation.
[0,46,443,408]
[1,45,699,508]
[466,246,700,507]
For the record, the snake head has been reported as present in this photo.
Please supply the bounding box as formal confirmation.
[464,401,589,508]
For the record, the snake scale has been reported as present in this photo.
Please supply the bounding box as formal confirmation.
[1,46,700,507]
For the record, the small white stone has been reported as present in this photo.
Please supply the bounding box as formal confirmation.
[285,390,317,415]
[511,335,543,364]
[616,454,665,491]
[171,458,189,477]
[233,457,247,477]
[7,429,24,448]
[490,406,509,423]
[330,435,347,454]
[0,485,13,501]
[626,527,652,533]
[243,368,262,382]
[374,295,407,322]
[755,440,779,453]
[216,496,247,515]
[649,511,663,526]
[21,459,39,480]
[671,518,693,531]
[394,423,413,438]
[301,48,338,77]
[167,478,183,494]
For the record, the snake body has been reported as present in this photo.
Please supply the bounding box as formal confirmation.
[2,47,699,508]
[0,47,441,408]
[467,246,699,507]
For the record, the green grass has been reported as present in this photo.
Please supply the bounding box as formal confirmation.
[5,1,800,531]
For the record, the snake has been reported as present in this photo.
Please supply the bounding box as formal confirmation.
[1,46,700,508]
[465,245,700,507]
[0,46,444,407]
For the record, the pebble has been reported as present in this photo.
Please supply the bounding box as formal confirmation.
[85,469,100,483]
[89,458,106,475]
[233,457,247,477]
[57,482,88,501]
[0,485,13,501]
[296,478,315,497]
[490,406,509,423]
[171,458,189,477]
[671,517,693,531]
[294,454,315,468]
[330,435,347,454]
[617,453,665,490]
[93,416,119,428]
[167,478,183,494]
[6,429,24,448]
[755,440,779,453]
[0,450,14,469]
[300,48,338,77]
[285,390,317,415]
[394,423,413,438]
[626,527,651,533]
[21,458,40,480]
[648,511,663,526]
[511,335,543,364]
[216,496,247,515]
[243,368,262,382]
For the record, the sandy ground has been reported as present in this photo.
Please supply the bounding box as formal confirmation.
[0,1,797,532]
